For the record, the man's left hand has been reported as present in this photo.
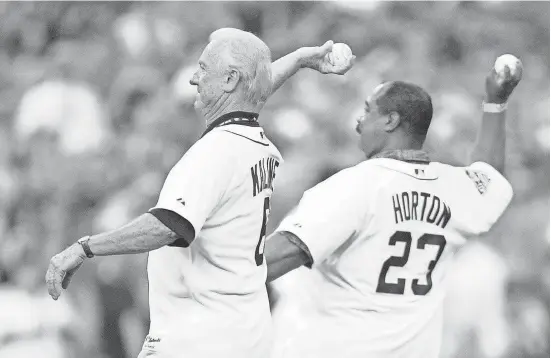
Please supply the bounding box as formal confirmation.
[297,41,355,75]
[485,65,522,104]
[46,243,86,300]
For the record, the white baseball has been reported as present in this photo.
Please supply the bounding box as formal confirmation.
[494,54,522,77]
[328,43,353,66]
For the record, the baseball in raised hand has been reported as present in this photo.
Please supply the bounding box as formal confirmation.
[297,40,356,75]
[486,54,523,104]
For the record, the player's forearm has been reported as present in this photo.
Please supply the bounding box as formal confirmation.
[87,213,178,256]
[265,231,311,282]
[470,109,507,175]
[471,58,522,175]
[271,51,303,94]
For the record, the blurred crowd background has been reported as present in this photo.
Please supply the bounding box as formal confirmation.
[0,2,548,358]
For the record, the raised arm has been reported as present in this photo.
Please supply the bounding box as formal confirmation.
[271,41,355,94]
[470,61,522,174]
[209,28,355,96]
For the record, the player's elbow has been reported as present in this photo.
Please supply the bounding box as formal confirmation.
[474,183,514,235]
[265,232,311,282]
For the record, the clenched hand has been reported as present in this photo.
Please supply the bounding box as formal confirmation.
[486,65,522,104]
[297,40,356,75]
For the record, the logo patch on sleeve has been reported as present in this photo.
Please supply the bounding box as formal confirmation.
[465,170,491,194]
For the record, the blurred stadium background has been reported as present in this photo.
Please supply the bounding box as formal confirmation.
[0,1,548,358]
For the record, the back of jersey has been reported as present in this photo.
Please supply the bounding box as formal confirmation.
[187,124,282,307]
[276,158,512,358]
[146,123,282,358]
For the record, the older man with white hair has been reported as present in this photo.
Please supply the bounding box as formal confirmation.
[45,28,353,358]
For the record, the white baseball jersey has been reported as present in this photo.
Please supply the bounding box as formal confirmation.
[142,120,282,358]
[275,158,513,358]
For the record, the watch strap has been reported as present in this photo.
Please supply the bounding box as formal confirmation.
[78,236,94,258]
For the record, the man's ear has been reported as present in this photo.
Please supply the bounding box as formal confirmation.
[223,68,240,92]
[384,111,401,132]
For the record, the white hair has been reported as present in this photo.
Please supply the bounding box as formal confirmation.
[209,29,272,106]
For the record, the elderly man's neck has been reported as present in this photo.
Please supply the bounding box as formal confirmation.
[203,99,261,126]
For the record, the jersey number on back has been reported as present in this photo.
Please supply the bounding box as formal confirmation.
[376,231,446,295]
[255,197,271,266]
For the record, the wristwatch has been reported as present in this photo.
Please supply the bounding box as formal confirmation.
[483,101,508,113]
[77,236,95,258]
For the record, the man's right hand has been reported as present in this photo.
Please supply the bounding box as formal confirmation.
[297,41,356,75]
[270,40,355,95]
[485,65,522,104]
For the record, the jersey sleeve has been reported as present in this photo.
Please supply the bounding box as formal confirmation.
[275,168,365,267]
[460,161,514,235]
[150,132,234,245]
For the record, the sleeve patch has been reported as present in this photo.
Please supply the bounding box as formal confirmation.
[465,169,491,194]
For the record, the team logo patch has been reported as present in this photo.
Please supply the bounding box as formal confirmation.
[465,170,491,194]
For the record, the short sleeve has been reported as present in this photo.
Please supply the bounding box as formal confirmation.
[151,133,234,244]
[276,168,365,267]
[461,161,514,234]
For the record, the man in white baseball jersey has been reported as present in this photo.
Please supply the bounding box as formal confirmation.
[265,65,522,358]
[45,28,354,358]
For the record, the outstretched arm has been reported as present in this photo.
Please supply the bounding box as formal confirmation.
[470,63,522,174]
[46,213,183,300]
[86,213,180,256]
[271,41,356,94]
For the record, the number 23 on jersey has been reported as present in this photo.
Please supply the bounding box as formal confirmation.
[376,231,447,295]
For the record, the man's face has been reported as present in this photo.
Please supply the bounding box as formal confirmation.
[189,42,226,114]
[355,83,390,158]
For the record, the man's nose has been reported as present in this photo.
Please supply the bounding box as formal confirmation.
[189,72,199,86]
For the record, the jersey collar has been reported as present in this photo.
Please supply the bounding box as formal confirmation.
[201,111,259,138]
[370,149,430,164]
